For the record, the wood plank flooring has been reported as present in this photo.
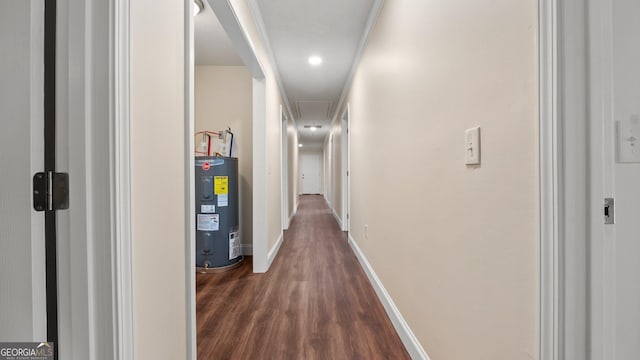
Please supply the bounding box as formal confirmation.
[197,195,410,359]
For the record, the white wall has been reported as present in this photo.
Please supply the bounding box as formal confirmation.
[130,0,187,358]
[336,0,539,358]
[195,65,253,252]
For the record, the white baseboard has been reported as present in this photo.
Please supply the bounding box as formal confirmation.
[266,232,284,270]
[240,244,253,256]
[287,203,298,229]
[331,207,343,229]
[324,197,344,229]
[348,234,430,360]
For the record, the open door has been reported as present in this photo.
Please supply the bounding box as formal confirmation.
[0,0,59,356]
[588,0,640,357]
[0,0,47,343]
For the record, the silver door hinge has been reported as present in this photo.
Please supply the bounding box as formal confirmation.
[33,172,69,211]
[604,197,614,224]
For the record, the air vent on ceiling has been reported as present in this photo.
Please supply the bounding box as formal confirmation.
[296,100,332,120]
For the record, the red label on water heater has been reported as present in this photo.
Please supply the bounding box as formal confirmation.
[202,162,210,171]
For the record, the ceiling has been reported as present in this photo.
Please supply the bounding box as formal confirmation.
[194,1,242,66]
[195,0,377,150]
[254,0,376,150]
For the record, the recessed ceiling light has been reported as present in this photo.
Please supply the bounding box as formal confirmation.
[308,56,323,66]
[298,144,303,148]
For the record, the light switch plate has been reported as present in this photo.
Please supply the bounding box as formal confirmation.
[617,118,640,163]
[465,126,481,165]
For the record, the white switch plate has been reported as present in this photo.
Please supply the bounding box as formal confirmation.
[617,118,640,163]
[465,126,481,165]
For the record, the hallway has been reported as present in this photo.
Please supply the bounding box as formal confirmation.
[196,195,409,359]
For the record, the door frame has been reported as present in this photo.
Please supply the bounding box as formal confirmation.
[324,137,329,202]
[586,0,629,357]
[55,0,270,358]
[540,0,595,358]
[281,105,290,229]
[340,104,350,232]
[539,0,564,358]
[325,135,332,203]
[538,0,559,357]
[70,0,574,358]
[184,1,268,358]
[47,0,131,358]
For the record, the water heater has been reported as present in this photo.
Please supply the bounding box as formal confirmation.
[194,156,242,271]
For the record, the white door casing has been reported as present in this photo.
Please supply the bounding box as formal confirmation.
[56,0,121,357]
[341,104,350,232]
[281,106,289,229]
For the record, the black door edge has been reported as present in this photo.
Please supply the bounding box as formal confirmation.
[44,0,59,358]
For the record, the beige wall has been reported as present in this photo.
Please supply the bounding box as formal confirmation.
[330,0,539,358]
[231,0,290,252]
[195,66,253,249]
[130,0,186,359]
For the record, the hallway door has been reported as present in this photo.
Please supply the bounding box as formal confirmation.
[0,0,47,341]
[301,152,321,194]
[589,0,640,358]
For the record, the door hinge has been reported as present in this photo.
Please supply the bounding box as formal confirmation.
[604,197,614,224]
[33,172,69,211]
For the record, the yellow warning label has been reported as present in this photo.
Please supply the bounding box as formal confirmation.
[214,176,228,195]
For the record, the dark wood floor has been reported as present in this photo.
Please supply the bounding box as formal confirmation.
[197,195,410,359]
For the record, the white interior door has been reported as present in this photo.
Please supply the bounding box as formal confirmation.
[301,152,321,194]
[0,0,47,341]
[589,0,640,358]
